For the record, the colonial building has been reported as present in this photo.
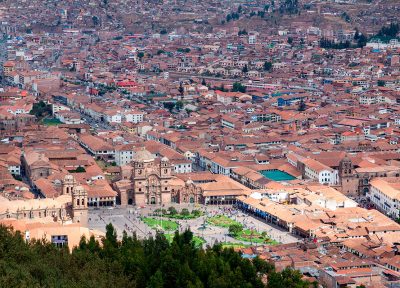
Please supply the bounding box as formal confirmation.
[115,148,173,205]
[113,149,251,206]
[0,175,88,227]
[337,156,400,196]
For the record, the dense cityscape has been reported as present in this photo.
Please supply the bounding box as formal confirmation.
[0,0,399,287]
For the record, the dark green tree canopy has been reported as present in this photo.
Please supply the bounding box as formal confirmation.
[0,224,312,288]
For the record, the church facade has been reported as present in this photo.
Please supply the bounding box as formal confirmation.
[114,148,201,206]
[0,175,88,227]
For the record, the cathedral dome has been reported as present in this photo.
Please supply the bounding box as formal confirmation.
[133,147,154,162]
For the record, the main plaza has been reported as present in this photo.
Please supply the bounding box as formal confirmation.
[88,204,300,248]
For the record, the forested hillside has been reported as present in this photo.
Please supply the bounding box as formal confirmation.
[0,224,313,288]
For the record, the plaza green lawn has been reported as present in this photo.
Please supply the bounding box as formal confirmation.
[207,215,239,227]
[167,212,203,220]
[153,209,204,220]
[233,229,279,245]
[221,242,250,249]
[164,233,206,248]
[142,217,178,231]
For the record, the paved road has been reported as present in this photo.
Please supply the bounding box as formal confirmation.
[88,204,300,246]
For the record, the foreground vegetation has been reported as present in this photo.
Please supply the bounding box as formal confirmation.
[0,224,314,287]
[164,233,206,248]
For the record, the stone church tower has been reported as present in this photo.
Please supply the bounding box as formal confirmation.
[62,175,88,226]
[339,156,358,196]
[72,185,88,226]
[62,174,77,195]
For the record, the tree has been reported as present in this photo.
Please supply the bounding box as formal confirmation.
[74,166,86,173]
[192,210,201,217]
[137,52,145,60]
[264,61,273,71]
[105,223,118,248]
[298,99,306,111]
[232,82,246,93]
[180,208,190,216]
[377,80,385,87]
[0,224,311,288]
[30,101,52,119]
[253,256,275,275]
[267,267,310,288]
[377,22,399,38]
[178,82,184,97]
[228,224,243,236]
[163,102,175,112]
[175,100,184,111]
[168,206,178,215]
[354,29,360,40]
[280,0,299,14]
[341,12,350,23]
[242,64,248,73]
[287,37,293,44]
[147,270,164,288]
[357,34,368,48]
[92,16,100,26]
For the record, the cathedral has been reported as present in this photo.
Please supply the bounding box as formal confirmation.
[114,148,202,206]
[0,175,88,227]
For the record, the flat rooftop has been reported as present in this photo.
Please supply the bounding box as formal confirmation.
[260,169,296,181]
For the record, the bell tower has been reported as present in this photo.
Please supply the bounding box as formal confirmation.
[72,185,88,226]
[62,175,76,195]
[134,161,144,178]
[339,155,353,182]
[160,156,172,177]
[338,155,358,196]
